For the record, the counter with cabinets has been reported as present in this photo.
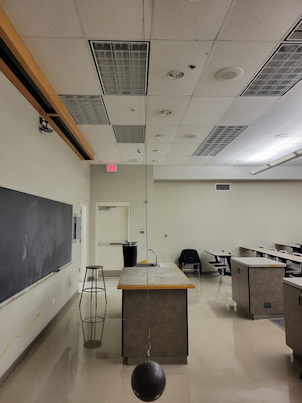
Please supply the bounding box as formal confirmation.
[117,262,195,364]
[283,278,302,360]
[231,257,285,319]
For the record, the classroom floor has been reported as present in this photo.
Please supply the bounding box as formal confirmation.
[0,273,302,403]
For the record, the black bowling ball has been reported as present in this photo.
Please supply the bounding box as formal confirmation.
[131,360,166,402]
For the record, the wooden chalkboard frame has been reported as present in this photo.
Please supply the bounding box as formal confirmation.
[0,186,72,303]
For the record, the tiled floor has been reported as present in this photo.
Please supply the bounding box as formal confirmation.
[0,273,302,402]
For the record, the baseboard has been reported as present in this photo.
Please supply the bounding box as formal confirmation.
[102,270,121,278]
[0,291,78,387]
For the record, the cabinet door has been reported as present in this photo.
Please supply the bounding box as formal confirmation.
[231,263,240,303]
[239,265,250,314]
[283,284,302,358]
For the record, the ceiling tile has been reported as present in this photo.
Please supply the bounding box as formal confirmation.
[145,156,166,165]
[164,156,190,166]
[104,96,145,125]
[89,143,119,155]
[97,155,123,165]
[185,156,213,166]
[117,144,146,156]
[77,125,116,143]
[23,38,101,94]
[283,79,302,96]
[168,144,200,156]
[194,41,278,97]
[76,0,152,39]
[182,97,235,125]
[0,0,83,37]
[218,97,279,126]
[174,125,213,143]
[145,126,178,143]
[145,143,171,156]
[231,125,282,145]
[146,96,191,125]
[252,96,302,127]
[153,0,232,40]
[148,41,213,96]
[205,142,256,166]
[219,0,302,41]
[121,156,145,165]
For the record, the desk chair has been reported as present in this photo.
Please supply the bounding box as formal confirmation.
[267,248,277,260]
[289,252,302,276]
[79,265,107,307]
[179,249,201,278]
[256,246,265,257]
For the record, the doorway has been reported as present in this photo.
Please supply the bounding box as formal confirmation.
[80,200,89,282]
[95,202,130,276]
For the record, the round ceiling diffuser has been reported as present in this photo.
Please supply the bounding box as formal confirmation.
[215,67,243,81]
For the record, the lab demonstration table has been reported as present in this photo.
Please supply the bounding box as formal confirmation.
[118,262,195,364]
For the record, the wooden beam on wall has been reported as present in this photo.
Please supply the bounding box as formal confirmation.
[0,7,94,161]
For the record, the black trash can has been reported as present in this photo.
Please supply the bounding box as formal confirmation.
[123,242,137,267]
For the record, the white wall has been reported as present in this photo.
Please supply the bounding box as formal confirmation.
[0,72,90,379]
[154,181,302,269]
[90,165,154,267]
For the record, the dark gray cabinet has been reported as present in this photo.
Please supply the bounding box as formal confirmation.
[283,282,302,359]
[231,257,285,319]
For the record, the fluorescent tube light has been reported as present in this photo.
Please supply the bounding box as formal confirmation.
[268,153,297,167]
[249,165,270,175]
[249,147,302,175]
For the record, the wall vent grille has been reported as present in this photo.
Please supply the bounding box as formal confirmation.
[215,183,231,191]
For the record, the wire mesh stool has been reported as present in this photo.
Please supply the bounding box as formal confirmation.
[79,265,107,307]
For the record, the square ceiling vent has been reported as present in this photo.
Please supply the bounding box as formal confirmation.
[241,44,302,96]
[113,125,145,143]
[90,41,149,95]
[60,95,109,125]
[193,126,247,156]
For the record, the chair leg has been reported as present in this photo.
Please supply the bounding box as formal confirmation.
[79,268,88,306]
[100,267,107,304]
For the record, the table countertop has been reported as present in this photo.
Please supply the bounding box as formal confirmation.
[283,277,302,291]
[117,262,195,290]
[231,257,286,267]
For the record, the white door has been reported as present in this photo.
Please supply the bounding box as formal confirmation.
[96,204,129,273]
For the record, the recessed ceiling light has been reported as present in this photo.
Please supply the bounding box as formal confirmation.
[167,70,185,80]
[153,149,161,153]
[215,67,243,81]
[156,134,166,138]
[159,110,172,116]
[275,133,291,138]
[184,133,200,139]
[151,160,158,162]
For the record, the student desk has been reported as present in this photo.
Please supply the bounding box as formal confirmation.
[204,250,233,275]
[275,242,302,253]
[240,246,302,265]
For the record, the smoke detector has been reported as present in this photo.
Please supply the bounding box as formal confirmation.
[215,67,243,81]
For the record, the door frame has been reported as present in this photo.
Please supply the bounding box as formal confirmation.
[80,199,89,282]
[95,202,131,264]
